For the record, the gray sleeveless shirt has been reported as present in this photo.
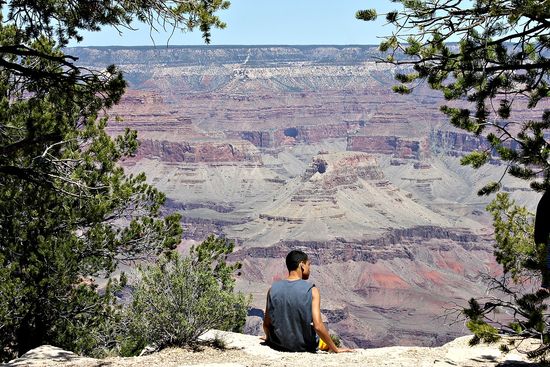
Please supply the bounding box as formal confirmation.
[267,279,317,352]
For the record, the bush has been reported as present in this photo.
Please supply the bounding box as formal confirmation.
[463,193,550,361]
[121,235,249,354]
[330,333,342,348]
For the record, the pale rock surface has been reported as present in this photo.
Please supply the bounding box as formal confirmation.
[2,330,538,367]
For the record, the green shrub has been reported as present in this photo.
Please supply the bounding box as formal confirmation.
[122,235,249,354]
[330,333,342,348]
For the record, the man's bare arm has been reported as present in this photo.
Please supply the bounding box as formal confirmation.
[262,288,271,340]
[311,287,353,353]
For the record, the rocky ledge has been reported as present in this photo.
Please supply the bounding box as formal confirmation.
[3,330,537,367]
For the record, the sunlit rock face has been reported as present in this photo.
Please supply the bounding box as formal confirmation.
[71,45,546,348]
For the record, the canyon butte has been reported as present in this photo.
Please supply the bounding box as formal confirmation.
[70,45,544,349]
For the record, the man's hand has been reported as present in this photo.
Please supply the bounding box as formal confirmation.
[333,347,354,353]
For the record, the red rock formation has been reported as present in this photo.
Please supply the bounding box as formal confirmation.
[347,136,425,159]
[133,139,261,163]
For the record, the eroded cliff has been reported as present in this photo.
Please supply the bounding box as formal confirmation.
[70,45,546,348]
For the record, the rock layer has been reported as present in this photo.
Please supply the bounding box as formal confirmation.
[68,45,547,348]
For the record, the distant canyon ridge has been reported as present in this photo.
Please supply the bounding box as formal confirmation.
[70,45,542,348]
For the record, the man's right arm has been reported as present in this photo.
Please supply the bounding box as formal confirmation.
[311,286,353,353]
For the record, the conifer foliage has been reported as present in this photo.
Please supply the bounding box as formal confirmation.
[358,0,550,193]
[359,0,550,360]
[0,0,229,361]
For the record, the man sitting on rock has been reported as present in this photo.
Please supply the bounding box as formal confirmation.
[262,250,353,353]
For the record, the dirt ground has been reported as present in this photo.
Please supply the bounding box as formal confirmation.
[3,330,541,367]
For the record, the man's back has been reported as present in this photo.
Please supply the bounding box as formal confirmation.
[267,279,317,352]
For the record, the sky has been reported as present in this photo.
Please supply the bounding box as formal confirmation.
[70,1,397,47]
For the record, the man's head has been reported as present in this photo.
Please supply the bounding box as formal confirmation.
[286,250,311,280]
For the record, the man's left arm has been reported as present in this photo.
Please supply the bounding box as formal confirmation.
[311,286,353,353]
[262,288,272,340]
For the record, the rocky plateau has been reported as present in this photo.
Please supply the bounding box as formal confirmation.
[3,330,538,367]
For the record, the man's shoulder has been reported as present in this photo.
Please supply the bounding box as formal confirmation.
[271,279,315,290]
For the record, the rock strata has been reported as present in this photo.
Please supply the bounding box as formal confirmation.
[232,226,491,265]
[135,139,261,163]
[68,45,548,350]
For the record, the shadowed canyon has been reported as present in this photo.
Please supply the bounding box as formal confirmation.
[71,45,543,348]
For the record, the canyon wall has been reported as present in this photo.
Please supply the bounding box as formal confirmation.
[70,45,545,348]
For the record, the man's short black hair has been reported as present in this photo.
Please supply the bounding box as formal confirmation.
[286,250,308,271]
